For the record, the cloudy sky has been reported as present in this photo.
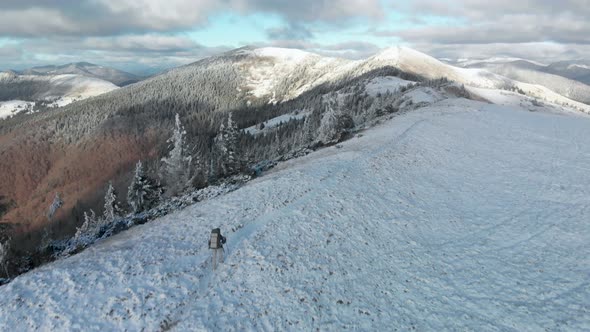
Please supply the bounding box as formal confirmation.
[1,0,588,74]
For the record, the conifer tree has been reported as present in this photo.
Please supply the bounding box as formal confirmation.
[161,114,193,196]
[127,161,162,213]
[74,210,98,246]
[103,182,121,224]
[224,112,239,174]
[301,114,315,146]
[274,132,284,156]
[317,101,340,144]
[216,113,240,176]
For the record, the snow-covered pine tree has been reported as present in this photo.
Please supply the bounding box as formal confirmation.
[161,114,193,196]
[73,210,98,246]
[216,113,240,176]
[127,161,162,213]
[47,192,63,221]
[317,101,340,144]
[212,122,225,179]
[224,112,239,175]
[301,114,315,146]
[317,97,354,145]
[103,182,121,224]
[190,150,207,187]
[274,132,284,157]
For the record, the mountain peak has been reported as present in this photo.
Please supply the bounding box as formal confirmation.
[224,46,319,62]
[20,62,140,86]
[252,47,317,60]
[73,62,96,67]
[372,46,436,63]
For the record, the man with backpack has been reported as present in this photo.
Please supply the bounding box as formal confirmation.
[208,228,226,270]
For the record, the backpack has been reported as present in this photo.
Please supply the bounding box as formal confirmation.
[209,228,221,249]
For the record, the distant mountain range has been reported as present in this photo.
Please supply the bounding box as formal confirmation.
[454,58,590,84]
[452,58,590,86]
[0,71,119,119]
[13,62,142,87]
[544,60,590,85]
[448,58,590,104]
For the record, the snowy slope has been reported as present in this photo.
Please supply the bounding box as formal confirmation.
[46,74,118,104]
[546,60,590,85]
[370,47,590,113]
[364,76,413,96]
[0,100,35,120]
[0,73,118,108]
[233,46,590,114]
[1,98,589,330]
[243,111,307,136]
[466,87,582,115]
[19,62,141,86]
[453,62,590,104]
[453,57,548,68]
[236,47,357,102]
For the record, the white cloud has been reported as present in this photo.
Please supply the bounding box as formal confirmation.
[0,0,383,37]
[83,35,200,52]
[0,8,78,36]
[414,42,590,63]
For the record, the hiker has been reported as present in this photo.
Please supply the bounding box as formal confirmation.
[208,228,226,270]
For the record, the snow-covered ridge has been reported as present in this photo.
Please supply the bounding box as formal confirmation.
[0,72,118,112]
[16,62,141,86]
[250,47,318,62]
[1,99,588,330]
[235,47,355,102]
[454,57,548,67]
[227,45,590,113]
[44,74,118,99]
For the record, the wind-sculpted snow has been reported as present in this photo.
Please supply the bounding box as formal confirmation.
[1,99,589,330]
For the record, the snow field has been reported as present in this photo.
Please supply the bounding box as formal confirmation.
[0,100,35,120]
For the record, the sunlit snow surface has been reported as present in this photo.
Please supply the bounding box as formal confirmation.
[0,100,34,119]
[0,99,589,330]
[243,111,307,136]
[0,74,118,118]
[364,76,413,96]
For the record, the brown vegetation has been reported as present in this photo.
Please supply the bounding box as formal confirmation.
[0,126,163,238]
